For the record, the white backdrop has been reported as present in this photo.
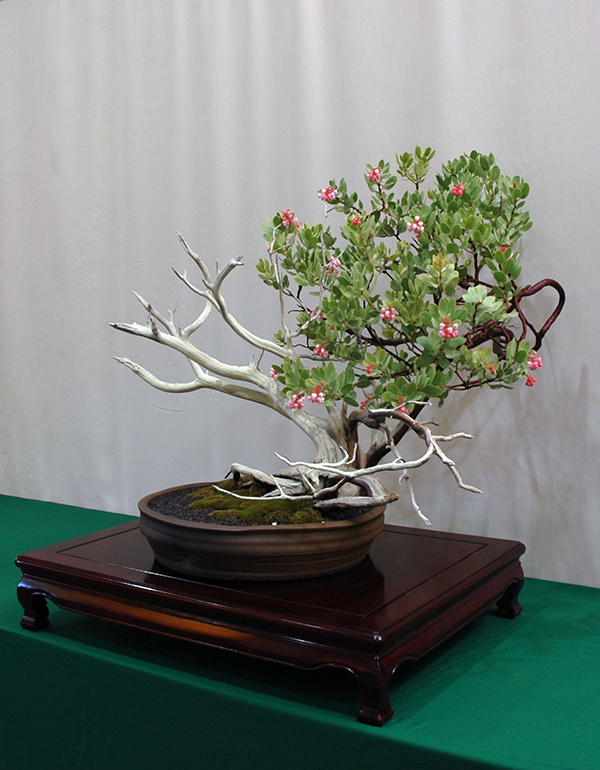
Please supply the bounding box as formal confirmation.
[1,0,598,586]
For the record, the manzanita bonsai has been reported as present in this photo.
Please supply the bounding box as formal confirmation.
[113,148,564,524]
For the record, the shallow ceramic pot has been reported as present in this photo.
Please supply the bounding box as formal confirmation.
[138,479,387,580]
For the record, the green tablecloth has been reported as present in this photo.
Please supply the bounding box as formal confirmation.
[1,493,599,770]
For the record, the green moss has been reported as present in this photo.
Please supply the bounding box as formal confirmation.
[186,477,322,525]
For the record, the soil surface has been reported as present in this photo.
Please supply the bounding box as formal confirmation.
[147,485,365,526]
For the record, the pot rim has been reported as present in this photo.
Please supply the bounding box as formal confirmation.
[138,479,384,534]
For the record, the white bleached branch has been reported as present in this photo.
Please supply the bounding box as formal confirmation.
[399,472,432,527]
[131,292,178,335]
[112,241,343,463]
[177,235,290,358]
[113,234,482,525]
[112,356,293,414]
[113,357,204,392]
[274,416,481,495]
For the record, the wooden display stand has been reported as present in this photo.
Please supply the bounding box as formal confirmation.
[16,522,524,726]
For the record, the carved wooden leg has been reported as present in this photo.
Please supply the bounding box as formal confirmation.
[17,582,50,631]
[496,578,524,619]
[355,659,394,726]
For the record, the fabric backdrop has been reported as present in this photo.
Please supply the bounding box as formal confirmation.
[1,0,598,586]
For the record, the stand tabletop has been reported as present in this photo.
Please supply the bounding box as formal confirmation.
[16,521,525,725]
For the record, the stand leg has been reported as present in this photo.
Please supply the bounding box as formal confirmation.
[356,660,394,726]
[496,578,524,619]
[17,583,50,631]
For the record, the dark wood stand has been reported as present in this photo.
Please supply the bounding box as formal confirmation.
[16,522,524,726]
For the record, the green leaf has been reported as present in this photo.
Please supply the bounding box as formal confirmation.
[464,285,488,303]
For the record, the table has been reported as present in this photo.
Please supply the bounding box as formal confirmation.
[2,493,600,769]
[15,518,525,726]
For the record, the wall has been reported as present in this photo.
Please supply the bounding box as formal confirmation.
[1,0,598,585]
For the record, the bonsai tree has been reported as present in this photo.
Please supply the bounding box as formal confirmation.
[112,148,564,524]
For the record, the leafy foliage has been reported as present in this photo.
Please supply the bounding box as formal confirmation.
[260,149,539,411]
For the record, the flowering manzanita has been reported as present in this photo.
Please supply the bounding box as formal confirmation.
[307,383,326,404]
[279,209,300,230]
[114,147,564,524]
[288,391,305,410]
[407,215,425,237]
[439,316,460,339]
[396,397,409,415]
[367,166,382,183]
[326,256,342,277]
[318,186,337,202]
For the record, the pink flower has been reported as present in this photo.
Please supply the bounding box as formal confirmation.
[269,367,279,379]
[380,305,397,322]
[396,397,409,415]
[527,352,543,371]
[313,343,328,359]
[307,383,325,404]
[288,392,305,409]
[318,186,337,202]
[279,209,300,230]
[451,183,465,197]
[310,308,325,322]
[366,364,374,375]
[367,167,382,183]
[350,215,362,226]
[525,374,536,387]
[326,256,342,277]
[407,215,425,237]
[439,316,460,339]
[360,397,372,410]
[498,245,510,254]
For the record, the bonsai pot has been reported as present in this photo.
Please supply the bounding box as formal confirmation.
[138,479,387,581]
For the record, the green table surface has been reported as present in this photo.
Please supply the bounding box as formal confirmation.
[2,493,599,770]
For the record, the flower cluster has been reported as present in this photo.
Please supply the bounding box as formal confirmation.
[269,367,279,379]
[307,383,325,404]
[439,316,459,339]
[253,149,562,449]
[279,209,300,230]
[525,374,537,387]
[407,215,424,237]
[318,186,337,202]
[288,391,305,409]
[396,397,409,415]
[326,256,342,276]
[367,167,382,183]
